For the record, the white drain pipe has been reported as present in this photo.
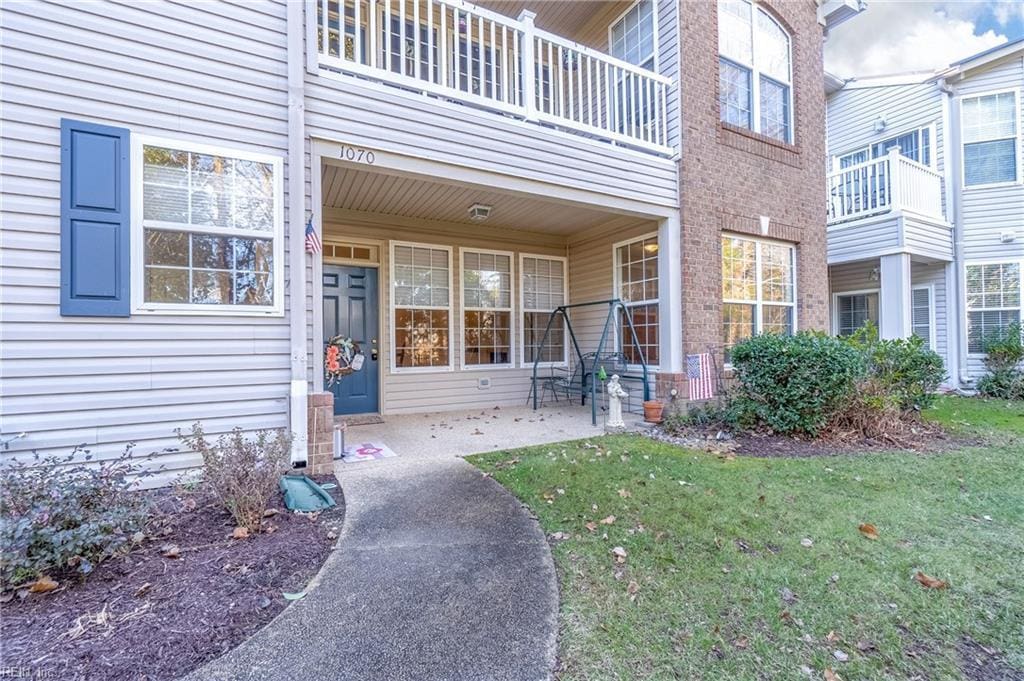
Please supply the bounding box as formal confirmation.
[287,0,309,464]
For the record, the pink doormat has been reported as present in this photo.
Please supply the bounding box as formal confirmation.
[341,441,398,464]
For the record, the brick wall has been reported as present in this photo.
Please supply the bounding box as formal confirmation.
[676,0,830,362]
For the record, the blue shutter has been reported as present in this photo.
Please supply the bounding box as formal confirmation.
[60,119,131,316]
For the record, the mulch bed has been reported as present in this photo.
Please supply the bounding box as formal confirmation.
[2,477,343,681]
[648,423,976,458]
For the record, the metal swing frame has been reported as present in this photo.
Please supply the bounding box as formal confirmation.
[531,298,650,425]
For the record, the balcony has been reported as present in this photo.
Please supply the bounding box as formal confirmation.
[826,148,953,264]
[311,0,673,155]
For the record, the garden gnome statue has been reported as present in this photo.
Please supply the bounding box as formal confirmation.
[607,374,628,429]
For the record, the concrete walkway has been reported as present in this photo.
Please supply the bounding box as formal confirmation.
[191,454,559,681]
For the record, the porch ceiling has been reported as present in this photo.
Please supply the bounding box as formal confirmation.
[478,1,631,47]
[321,163,651,237]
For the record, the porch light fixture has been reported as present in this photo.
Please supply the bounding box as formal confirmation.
[873,115,887,134]
[468,203,492,222]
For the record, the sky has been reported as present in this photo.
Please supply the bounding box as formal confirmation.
[824,1,1024,79]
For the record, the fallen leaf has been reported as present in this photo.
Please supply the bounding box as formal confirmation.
[263,508,280,518]
[263,524,278,534]
[585,522,598,532]
[161,545,181,559]
[131,531,146,544]
[134,582,152,598]
[181,497,197,512]
[627,580,640,600]
[780,587,797,604]
[734,636,749,649]
[28,576,59,594]
[856,639,876,653]
[824,670,842,681]
[757,495,766,504]
[618,489,632,498]
[611,546,628,563]
[779,610,794,624]
[600,515,617,525]
[232,527,250,540]
[800,538,814,548]
[858,523,879,540]
[914,571,948,589]
[550,531,570,541]
[833,649,849,662]
[825,630,840,643]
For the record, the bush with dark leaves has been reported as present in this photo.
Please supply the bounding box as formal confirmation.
[0,447,151,587]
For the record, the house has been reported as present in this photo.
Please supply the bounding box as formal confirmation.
[0,0,860,480]
[825,39,1024,388]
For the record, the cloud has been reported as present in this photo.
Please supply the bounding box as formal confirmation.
[990,1,1024,26]
[825,2,1009,78]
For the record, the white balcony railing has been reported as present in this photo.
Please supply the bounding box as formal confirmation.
[313,0,673,153]
[827,148,944,225]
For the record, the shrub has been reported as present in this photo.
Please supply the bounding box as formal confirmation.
[179,424,292,533]
[976,323,1024,400]
[660,400,741,434]
[729,332,864,436]
[0,447,151,587]
[844,324,946,411]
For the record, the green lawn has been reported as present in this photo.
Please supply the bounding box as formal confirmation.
[470,397,1024,680]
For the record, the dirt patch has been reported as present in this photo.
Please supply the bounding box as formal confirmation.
[958,636,1024,681]
[649,424,975,458]
[2,478,343,681]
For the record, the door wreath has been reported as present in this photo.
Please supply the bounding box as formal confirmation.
[325,335,363,386]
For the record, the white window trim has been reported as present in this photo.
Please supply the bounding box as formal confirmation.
[607,0,660,72]
[911,284,937,350]
[718,1,794,144]
[830,288,880,336]
[959,87,1022,190]
[130,135,285,316]
[612,232,661,370]
[833,122,938,170]
[722,233,798,362]
[519,253,569,369]
[389,240,454,374]
[459,247,515,371]
[963,258,1024,357]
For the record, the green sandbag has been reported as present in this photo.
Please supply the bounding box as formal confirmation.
[280,474,338,512]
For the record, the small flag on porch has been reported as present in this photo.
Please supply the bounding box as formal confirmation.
[305,216,322,254]
[686,353,715,401]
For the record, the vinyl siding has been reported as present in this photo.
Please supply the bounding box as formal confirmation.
[955,56,1024,263]
[0,0,292,480]
[826,213,901,263]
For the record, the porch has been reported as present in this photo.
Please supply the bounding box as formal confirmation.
[311,137,682,421]
[310,0,673,154]
[826,148,953,265]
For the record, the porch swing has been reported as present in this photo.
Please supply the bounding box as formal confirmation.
[529,299,651,426]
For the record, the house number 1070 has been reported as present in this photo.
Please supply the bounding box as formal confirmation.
[341,145,375,164]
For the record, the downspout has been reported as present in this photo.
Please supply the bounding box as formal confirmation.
[287,0,309,463]
[938,77,969,388]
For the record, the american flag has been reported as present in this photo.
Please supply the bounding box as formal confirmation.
[686,353,715,401]
[304,217,322,254]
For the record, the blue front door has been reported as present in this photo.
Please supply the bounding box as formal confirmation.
[323,265,380,415]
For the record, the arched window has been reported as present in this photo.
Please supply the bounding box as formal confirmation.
[718,1,793,143]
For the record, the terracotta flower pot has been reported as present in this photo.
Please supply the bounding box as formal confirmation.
[643,400,664,424]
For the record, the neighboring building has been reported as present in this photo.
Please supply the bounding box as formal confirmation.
[825,40,1024,387]
[0,0,858,479]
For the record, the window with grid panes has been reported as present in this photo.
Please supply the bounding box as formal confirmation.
[615,235,659,366]
[718,0,792,143]
[522,256,567,365]
[392,244,451,369]
[962,92,1019,186]
[835,293,878,336]
[722,235,795,360]
[966,262,1021,353]
[140,141,281,311]
[462,250,513,367]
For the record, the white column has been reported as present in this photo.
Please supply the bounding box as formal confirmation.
[658,213,683,373]
[878,253,912,340]
[518,10,537,121]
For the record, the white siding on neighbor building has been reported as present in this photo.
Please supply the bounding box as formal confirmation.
[828,259,950,376]
[903,214,955,262]
[826,213,902,264]
[954,56,1024,263]
[0,0,293,477]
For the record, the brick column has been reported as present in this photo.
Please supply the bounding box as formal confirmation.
[655,371,686,401]
[306,392,335,475]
